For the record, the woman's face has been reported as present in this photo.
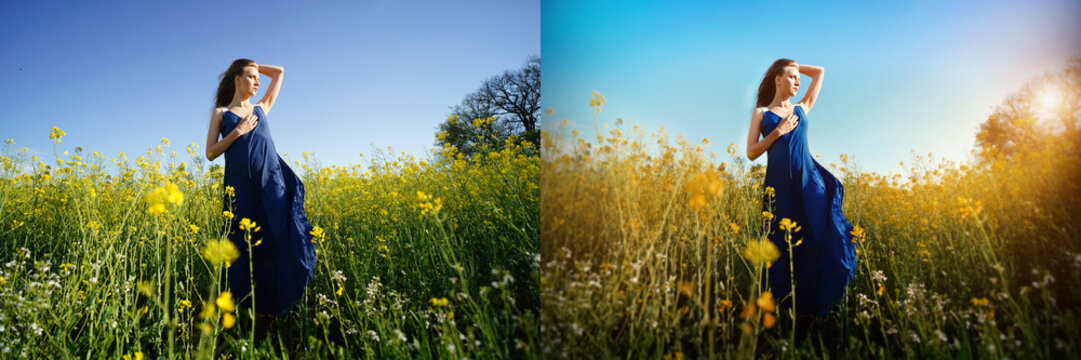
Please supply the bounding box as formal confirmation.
[775,64,800,98]
[235,64,260,98]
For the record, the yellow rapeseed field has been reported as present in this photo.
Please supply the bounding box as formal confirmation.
[0,123,539,359]
[540,93,1081,358]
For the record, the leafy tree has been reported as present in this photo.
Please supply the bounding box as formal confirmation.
[436,56,540,158]
[976,57,1080,159]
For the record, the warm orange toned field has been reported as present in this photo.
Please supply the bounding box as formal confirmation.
[540,93,1080,358]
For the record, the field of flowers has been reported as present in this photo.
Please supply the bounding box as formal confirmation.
[540,93,1080,358]
[0,125,539,359]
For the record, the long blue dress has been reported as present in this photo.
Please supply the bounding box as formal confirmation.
[759,104,857,316]
[219,104,316,316]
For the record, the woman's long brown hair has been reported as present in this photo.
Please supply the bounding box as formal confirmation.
[215,58,256,109]
[756,58,796,109]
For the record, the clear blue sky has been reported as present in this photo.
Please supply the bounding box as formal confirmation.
[542,0,1081,176]
[1,0,538,171]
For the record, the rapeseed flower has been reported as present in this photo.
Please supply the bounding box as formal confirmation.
[201,239,239,267]
[216,292,235,312]
[177,299,192,313]
[310,225,326,243]
[222,313,236,329]
[238,218,258,232]
[779,218,798,232]
[49,126,66,144]
[742,239,780,267]
[146,181,183,215]
[590,91,606,114]
[756,291,776,312]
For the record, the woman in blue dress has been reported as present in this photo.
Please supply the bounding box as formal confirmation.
[745,59,857,324]
[204,59,317,330]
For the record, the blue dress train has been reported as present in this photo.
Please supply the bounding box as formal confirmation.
[759,104,857,316]
[219,104,317,316]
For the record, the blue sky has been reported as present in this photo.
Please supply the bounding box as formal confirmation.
[541,0,1081,176]
[1,0,538,171]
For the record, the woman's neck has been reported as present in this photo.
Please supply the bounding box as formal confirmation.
[228,96,251,109]
[768,98,792,109]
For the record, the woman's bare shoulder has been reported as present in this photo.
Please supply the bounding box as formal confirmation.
[751,107,766,121]
[209,107,225,124]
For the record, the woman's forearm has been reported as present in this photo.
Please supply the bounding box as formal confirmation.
[207,129,241,161]
[747,130,780,161]
[798,64,824,78]
[258,64,283,77]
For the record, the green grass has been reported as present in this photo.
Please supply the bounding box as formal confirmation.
[0,135,539,359]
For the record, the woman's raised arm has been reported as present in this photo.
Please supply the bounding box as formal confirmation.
[797,64,824,113]
[257,64,284,114]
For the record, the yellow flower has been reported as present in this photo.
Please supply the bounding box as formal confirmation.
[416,192,443,216]
[779,218,798,232]
[198,303,216,320]
[739,303,756,319]
[49,126,66,144]
[216,292,236,313]
[121,352,144,360]
[430,297,450,307]
[761,211,774,220]
[763,312,777,329]
[239,218,258,231]
[336,286,344,296]
[222,210,234,220]
[677,281,695,297]
[742,239,780,267]
[137,280,154,297]
[310,225,326,243]
[146,182,183,215]
[850,225,866,243]
[164,182,183,206]
[957,197,983,221]
[718,299,733,310]
[687,193,707,210]
[971,297,990,307]
[756,291,776,312]
[201,239,239,267]
[146,187,168,215]
[590,91,606,114]
[684,170,724,210]
[222,313,236,329]
[177,299,192,313]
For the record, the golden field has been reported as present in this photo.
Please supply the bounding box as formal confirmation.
[540,93,1080,358]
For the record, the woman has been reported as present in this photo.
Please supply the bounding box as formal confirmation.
[745,59,857,321]
[204,59,317,327]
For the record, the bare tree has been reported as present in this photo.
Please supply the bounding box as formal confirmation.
[478,55,541,133]
[435,56,541,157]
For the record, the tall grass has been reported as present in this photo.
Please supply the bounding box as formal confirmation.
[0,130,539,359]
[540,95,1080,358]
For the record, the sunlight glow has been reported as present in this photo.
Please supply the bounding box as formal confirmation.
[1037,86,1060,112]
